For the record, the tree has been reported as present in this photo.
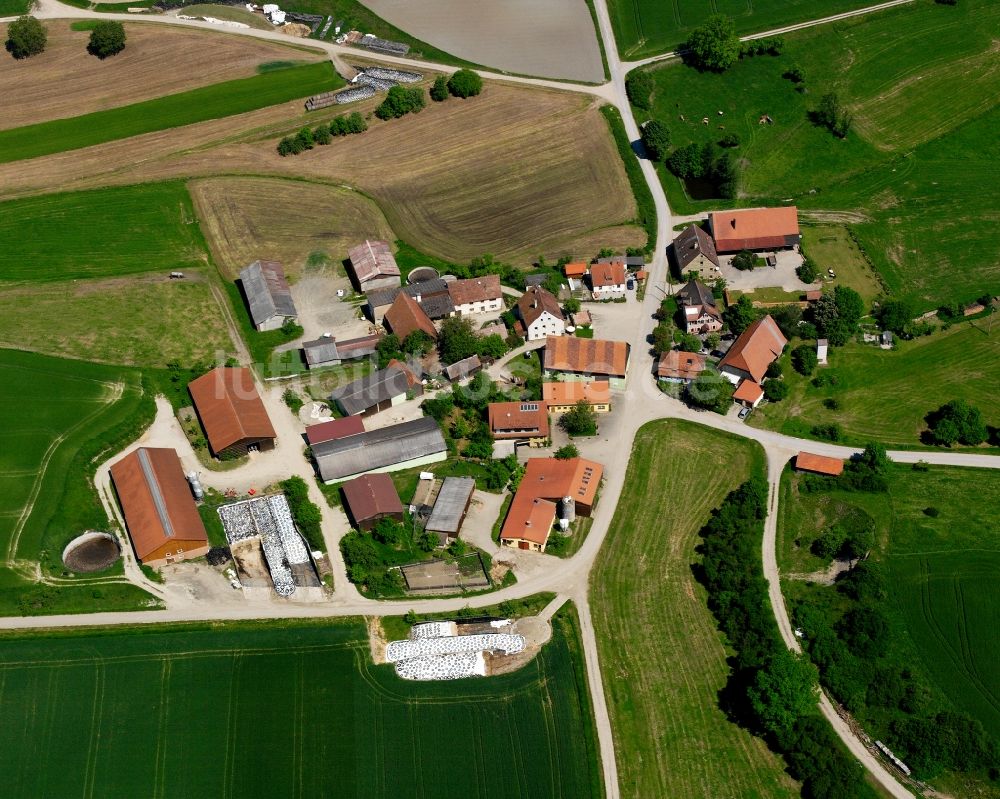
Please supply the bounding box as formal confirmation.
[784,65,805,84]
[666,143,705,179]
[564,297,581,314]
[625,70,654,109]
[438,316,479,364]
[87,20,126,59]
[652,321,673,355]
[346,111,367,133]
[295,126,314,150]
[554,443,579,460]
[875,298,913,336]
[926,400,988,446]
[723,295,757,335]
[313,125,331,145]
[429,75,449,102]
[763,380,789,402]
[685,369,733,413]
[5,15,46,59]
[791,344,817,376]
[731,250,756,271]
[685,14,741,72]
[810,285,863,346]
[402,329,434,356]
[747,650,818,741]
[718,132,741,148]
[376,333,402,368]
[796,258,819,283]
[558,400,597,436]
[706,332,721,351]
[640,119,671,161]
[678,332,702,353]
[447,68,482,98]
[375,85,425,119]
[813,92,852,138]
[770,304,803,340]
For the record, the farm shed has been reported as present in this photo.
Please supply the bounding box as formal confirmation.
[708,207,800,253]
[384,292,438,341]
[443,354,482,382]
[347,239,401,292]
[302,333,381,369]
[795,452,844,476]
[110,447,209,567]
[313,416,447,484]
[341,473,404,530]
[305,416,365,446]
[238,260,297,331]
[330,360,421,416]
[366,279,454,324]
[188,367,276,457]
[425,477,476,545]
[718,315,787,385]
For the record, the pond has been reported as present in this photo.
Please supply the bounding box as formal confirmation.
[683,175,720,200]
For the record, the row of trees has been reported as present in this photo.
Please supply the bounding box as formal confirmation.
[277,112,367,155]
[278,476,324,551]
[697,476,876,798]
[430,68,483,101]
[375,85,426,120]
[6,17,125,60]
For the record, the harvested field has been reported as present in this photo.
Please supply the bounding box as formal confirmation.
[360,0,605,82]
[0,274,233,367]
[189,176,395,280]
[0,21,321,131]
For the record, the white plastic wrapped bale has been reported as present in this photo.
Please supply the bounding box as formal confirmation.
[354,74,397,91]
[489,619,512,629]
[334,86,376,104]
[362,67,422,84]
[410,621,457,640]
[395,651,486,680]
[218,502,256,542]
[385,633,525,663]
[267,494,309,565]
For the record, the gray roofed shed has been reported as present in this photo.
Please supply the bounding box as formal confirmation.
[303,333,380,369]
[313,416,446,483]
[239,260,297,331]
[366,279,454,322]
[330,364,419,416]
[443,354,482,382]
[425,477,476,540]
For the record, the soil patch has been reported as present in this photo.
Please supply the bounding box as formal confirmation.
[62,531,120,573]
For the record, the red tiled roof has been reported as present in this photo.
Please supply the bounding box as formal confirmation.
[542,381,611,405]
[590,261,626,288]
[488,401,549,439]
[733,380,764,403]
[500,457,603,546]
[516,286,563,328]
[563,262,588,278]
[710,207,800,253]
[341,473,404,525]
[447,274,501,306]
[384,293,437,340]
[795,452,844,476]
[544,336,629,378]
[305,416,365,446]
[188,367,276,454]
[657,350,706,381]
[718,316,787,383]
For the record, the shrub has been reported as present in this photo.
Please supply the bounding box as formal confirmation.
[796,258,819,283]
[295,126,314,150]
[813,92,852,138]
[731,250,756,271]
[558,400,597,436]
[783,65,805,84]
[763,380,789,402]
[279,476,324,551]
[923,506,940,517]
[5,15,47,60]
[640,119,671,161]
[429,75,449,101]
[718,133,741,148]
[554,443,579,460]
[625,70,654,109]
[811,423,842,442]
[926,399,987,446]
[766,361,783,379]
[685,369,734,414]
[375,86,426,120]
[87,20,126,59]
[447,68,482,98]
[822,397,841,410]
[791,344,817,376]
[282,389,303,414]
[313,125,331,145]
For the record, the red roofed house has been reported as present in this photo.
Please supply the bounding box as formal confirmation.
[733,379,765,408]
[488,400,549,446]
[447,275,503,316]
[543,335,630,389]
[657,350,706,384]
[110,447,209,567]
[795,452,845,476]
[542,381,612,413]
[384,292,437,341]
[718,315,787,408]
[589,261,627,299]
[709,207,800,253]
[563,262,588,279]
[305,416,365,446]
[515,286,565,341]
[341,473,405,530]
[499,457,603,552]
[188,367,276,458]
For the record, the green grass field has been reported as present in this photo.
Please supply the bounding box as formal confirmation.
[0,349,158,615]
[0,61,341,164]
[0,182,209,282]
[636,0,1000,308]
[0,0,30,12]
[750,321,999,448]
[0,610,602,797]
[590,420,798,798]
[608,0,879,58]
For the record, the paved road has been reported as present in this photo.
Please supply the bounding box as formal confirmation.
[7,2,994,797]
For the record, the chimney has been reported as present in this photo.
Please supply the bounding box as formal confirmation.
[415,293,422,303]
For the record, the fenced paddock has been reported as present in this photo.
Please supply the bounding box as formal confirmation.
[399,554,489,594]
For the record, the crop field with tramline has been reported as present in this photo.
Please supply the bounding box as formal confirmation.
[607,0,878,57]
[590,421,798,798]
[0,610,602,798]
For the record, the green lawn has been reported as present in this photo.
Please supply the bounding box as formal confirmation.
[590,420,798,798]
[0,61,341,164]
[635,0,1000,308]
[608,0,881,58]
[750,321,999,448]
[780,464,1000,794]
[801,224,885,306]
[0,182,209,282]
[0,0,31,12]
[0,611,602,797]
[0,349,159,615]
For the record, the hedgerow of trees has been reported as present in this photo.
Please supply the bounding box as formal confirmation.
[5,15,46,59]
[925,399,988,446]
[277,112,366,155]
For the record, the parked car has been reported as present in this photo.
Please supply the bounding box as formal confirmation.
[627,279,635,290]
[738,407,750,420]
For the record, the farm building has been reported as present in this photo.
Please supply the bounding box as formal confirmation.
[384,293,438,341]
[657,350,705,384]
[543,335,630,389]
[330,360,421,416]
[675,279,722,334]
[347,239,402,292]
[305,416,365,446]
[341,473,404,530]
[499,457,603,553]
[110,447,209,567]
[589,261,627,299]
[188,367,276,458]
[448,275,503,316]
[443,354,482,382]
[817,338,829,365]
[708,207,800,253]
[563,262,588,279]
[477,321,507,339]
[238,260,297,331]
[515,286,565,341]
[671,225,719,272]
[366,279,454,325]
[542,381,612,413]
[302,333,381,369]
[732,379,764,408]
[425,476,476,545]
[795,452,844,476]
[596,255,644,267]
[488,400,549,446]
[313,416,447,483]
[718,316,787,385]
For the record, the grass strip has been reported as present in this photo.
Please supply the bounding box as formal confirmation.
[0,61,342,164]
[600,105,656,254]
